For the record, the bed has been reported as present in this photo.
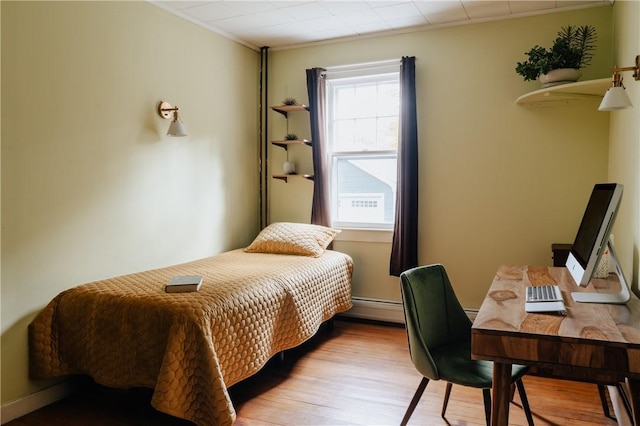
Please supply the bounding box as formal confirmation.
[29,223,353,426]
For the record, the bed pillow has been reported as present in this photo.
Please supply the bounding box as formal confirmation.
[244,222,341,257]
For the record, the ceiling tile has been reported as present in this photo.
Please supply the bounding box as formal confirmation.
[158,1,211,11]
[338,9,386,26]
[462,1,511,20]
[384,15,429,30]
[211,9,294,30]
[413,1,464,14]
[320,1,372,15]
[222,1,278,16]
[179,2,239,22]
[311,26,361,40]
[280,2,333,21]
[268,1,312,8]
[371,2,422,20]
[366,1,410,7]
[350,21,393,35]
[508,1,557,14]
[150,0,613,49]
[293,15,348,32]
[414,1,469,24]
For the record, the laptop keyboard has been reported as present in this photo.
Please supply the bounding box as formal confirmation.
[526,285,562,302]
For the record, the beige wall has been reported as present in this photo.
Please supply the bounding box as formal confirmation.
[609,0,640,293]
[1,2,259,404]
[4,0,637,415]
[267,6,613,307]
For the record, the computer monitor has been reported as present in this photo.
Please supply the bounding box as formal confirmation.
[565,183,629,304]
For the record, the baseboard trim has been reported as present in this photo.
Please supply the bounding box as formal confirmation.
[340,297,405,324]
[1,379,83,424]
[340,297,479,325]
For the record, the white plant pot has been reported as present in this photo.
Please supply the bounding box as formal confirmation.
[539,68,582,88]
[283,161,296,175]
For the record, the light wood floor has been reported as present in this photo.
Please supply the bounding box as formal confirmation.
[6,319,620,425]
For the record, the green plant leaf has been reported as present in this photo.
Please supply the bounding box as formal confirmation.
[515,24,597,81]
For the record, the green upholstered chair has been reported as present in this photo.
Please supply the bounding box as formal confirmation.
[399,264,535,426]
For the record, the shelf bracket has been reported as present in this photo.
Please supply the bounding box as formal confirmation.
[272,174,314,182]
[272,142,289,151]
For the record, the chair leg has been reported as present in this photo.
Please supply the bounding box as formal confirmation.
[616,383,635,425]
[597,384,612,418]
[400,377,429,426]
[441,382,453,418]
[516,379,535,426]
[482,388,492,426]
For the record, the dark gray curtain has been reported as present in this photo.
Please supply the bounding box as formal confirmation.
[390,56,419,277]
[306,68,331,227]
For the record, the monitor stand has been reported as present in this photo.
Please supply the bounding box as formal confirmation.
[571,241,630,304]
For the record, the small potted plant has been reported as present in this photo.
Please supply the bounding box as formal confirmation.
[515,25,597,87]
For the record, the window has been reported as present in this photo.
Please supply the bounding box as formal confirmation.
[326,70,399,230]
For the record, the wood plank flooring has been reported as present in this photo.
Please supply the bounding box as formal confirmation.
[6,319,619,425]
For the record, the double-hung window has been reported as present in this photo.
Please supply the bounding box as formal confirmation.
[326,68,400,230]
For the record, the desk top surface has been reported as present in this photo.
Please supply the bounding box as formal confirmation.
[472,265,640,347]
[472,265,640,390]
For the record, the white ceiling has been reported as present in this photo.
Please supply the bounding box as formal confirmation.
[151,0,612,50]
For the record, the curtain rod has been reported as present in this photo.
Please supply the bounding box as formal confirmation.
[323,58,401,76]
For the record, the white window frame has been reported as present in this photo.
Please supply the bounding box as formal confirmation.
[325,65,400,231]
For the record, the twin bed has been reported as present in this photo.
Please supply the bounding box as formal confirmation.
[29,223,353,426]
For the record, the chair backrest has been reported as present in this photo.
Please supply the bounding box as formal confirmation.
[400,264,472,380]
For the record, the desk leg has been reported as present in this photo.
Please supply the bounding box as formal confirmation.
[628,378,640,424]
[492,362,512,426]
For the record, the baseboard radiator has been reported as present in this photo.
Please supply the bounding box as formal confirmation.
[339,297,478,324]
[339,297,406,323]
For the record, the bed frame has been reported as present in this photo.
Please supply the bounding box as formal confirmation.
[29,249,353,426]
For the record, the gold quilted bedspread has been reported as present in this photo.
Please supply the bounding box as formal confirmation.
[29,249,353,425]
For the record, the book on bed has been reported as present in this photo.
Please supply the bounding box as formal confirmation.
[165,275,203,293]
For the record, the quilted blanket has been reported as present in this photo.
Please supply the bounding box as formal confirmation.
[29,249,353,425]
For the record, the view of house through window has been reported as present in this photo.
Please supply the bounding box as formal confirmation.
[326,69,399,230]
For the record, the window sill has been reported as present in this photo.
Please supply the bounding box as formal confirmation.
[334,228,393,243]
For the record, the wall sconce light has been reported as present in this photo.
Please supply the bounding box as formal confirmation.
[157,101,188,137]
[598,55,640,111]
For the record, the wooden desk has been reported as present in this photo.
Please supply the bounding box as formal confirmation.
[471,265,640,426]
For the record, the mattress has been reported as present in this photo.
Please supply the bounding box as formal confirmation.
[29,249,353,425]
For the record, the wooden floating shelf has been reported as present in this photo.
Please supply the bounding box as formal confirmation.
[516,78,611,107]
[270,104,309,117]
[272,174,314,183]
[271,139,312,150]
